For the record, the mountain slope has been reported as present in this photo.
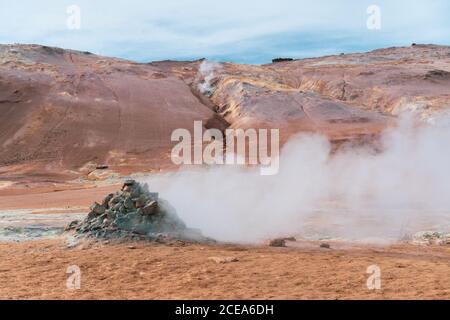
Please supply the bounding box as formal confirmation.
[1,44,449,181]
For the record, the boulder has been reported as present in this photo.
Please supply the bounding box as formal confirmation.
[123,197,134,210]
[102,193,114,209]
[142,201,158,216]
[65,220,80,231]
[133,195,147,208]
[267,238,286,247]
[123,179,136,186]
[90,202,106,215]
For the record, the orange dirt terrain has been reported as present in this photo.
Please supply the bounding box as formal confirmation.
[0,179,449,300]
[1,44,449,182]
[1,44,450,300]
[0,239,449,300]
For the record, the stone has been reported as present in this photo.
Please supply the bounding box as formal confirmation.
[89,219,104,230]
[109,195,122,207]
[90,202,106,215]
[133,195,147,208]
[131,187,142,199]
[267,238,286,247]
[102,193,114,209]
[86,211,97,221]
[122,180,137,191]
[107,210,117,220]
[320,243,331,249]
[65,220,80,231]
[111,202,122,212]
[142,201,158,216]
[123,197,134,210]
[123,179,136,186]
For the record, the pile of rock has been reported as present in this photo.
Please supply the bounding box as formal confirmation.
[66,180,203,242]
[412,231,450,246]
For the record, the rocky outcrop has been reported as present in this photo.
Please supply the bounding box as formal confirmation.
[66,180,209,242]
[188,44,450,144]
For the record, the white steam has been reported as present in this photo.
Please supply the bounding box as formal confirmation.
[146,114,450,244]
[197,60,222,95]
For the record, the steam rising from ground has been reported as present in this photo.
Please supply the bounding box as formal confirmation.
[147,114,450,243]
[197,60,222,95]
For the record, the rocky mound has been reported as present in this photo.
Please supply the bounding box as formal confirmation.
[66,180,207,242]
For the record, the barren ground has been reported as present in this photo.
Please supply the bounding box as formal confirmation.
[1,44,450,300]
[0,186,449,300]
[1,238,449,300]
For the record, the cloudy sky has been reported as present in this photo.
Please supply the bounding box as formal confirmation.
[0,0,449,64]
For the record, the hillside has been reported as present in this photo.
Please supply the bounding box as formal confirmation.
[1,44,449,182]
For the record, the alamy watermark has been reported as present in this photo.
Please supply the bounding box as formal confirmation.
[171,121,280,176]
[66,265,81,290]
[367,5,381,30]
[366,265,381,290]
[66,5,81,30]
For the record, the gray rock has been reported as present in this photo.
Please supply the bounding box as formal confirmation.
[65,220,80,231]
[90,202,106,215]
[133,195,147,208]
[320,243,331,249]
[112,202,122,212]
[109,195,122,207]
[142,201,158,216]
[123,179,136,186]
[107,210,117,220]
[124,197,134,210]
[102,193,114,209]
[86,211,97,221]
[267,238,286,247]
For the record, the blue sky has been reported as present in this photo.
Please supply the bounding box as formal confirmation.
[0,0,449,64]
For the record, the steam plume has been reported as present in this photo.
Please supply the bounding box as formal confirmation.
[146,113,450,243]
